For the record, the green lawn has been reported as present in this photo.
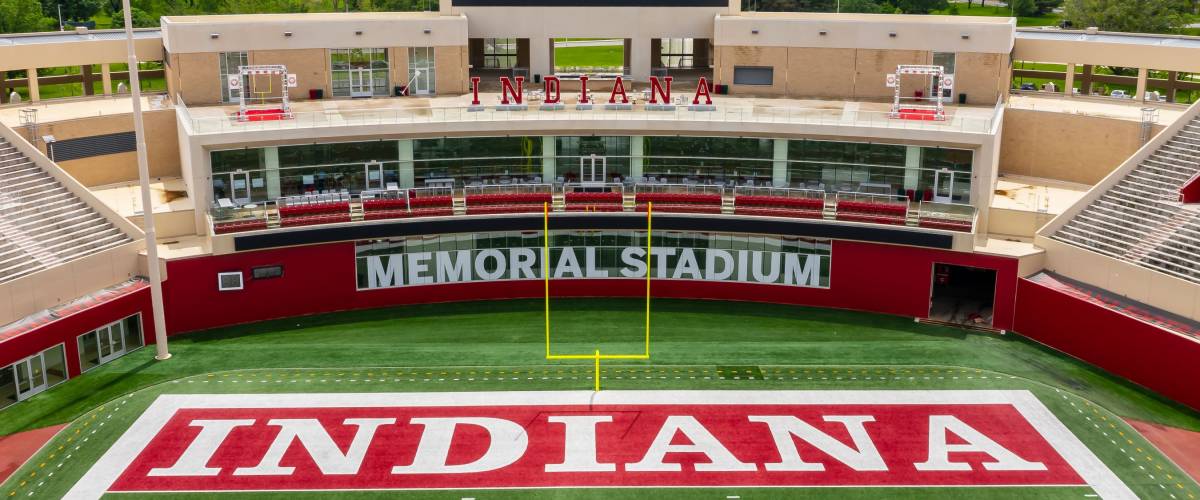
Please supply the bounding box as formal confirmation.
[934,3,1062,27]
[553,39,625,72]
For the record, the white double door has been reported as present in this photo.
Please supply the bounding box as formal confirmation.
[933,169,958,203]
[12,353,49,402]
[349,68,374,98]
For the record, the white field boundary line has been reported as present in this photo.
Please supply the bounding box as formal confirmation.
[65,390,1134,500]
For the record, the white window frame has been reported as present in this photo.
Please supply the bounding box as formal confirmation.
[77,313,145,373]
[217,271,244,291]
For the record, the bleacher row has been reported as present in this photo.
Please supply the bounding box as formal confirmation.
[214,190,972,235]
[0,138,132,283]
[1052,113,1200,285]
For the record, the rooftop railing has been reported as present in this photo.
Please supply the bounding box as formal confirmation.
[180,101,998,135]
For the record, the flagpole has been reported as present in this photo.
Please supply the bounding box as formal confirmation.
[121,2,171,361]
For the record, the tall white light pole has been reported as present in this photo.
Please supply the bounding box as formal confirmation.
[121,2,171,361]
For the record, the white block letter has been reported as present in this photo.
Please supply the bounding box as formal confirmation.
[366,255,402,288]
[234,418,395,476]
[915,415,1047,472]
[545,416,616,472]
[620,247,647,277]
[626,416,755,472]
[393,417,528,474]
[748,415,886,472]
[149,419,255,477]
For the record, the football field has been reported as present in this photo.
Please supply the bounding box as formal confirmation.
[2,299,1198,499]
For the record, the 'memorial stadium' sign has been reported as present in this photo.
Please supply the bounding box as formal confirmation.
[356,246,829,290]
[66,391,1134,498]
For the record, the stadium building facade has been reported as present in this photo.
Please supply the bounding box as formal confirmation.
[0,0,1199,413]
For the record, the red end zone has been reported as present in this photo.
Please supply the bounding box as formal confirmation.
[65,391,1135,499]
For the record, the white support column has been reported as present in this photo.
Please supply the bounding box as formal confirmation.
[101,63,113,96]
[630,136,644,181]
[629,37,652,81]
[1063,63,1075,97]
[398,139,415,188]
[772,139,788,187]
[263,147,281,200]
[1135,67,1148,102]
[542,136,556,182]
[904,146,921,193]
[26,68,39,102]
[531,37,552,82]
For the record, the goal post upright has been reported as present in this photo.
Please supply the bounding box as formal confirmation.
[544,202,653,390]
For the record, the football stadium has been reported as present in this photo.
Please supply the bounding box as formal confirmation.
[1,0,1200,498]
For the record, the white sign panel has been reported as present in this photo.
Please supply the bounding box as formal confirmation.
[227,75,241,90]
[357,246,829,290]
[885,74,898,88]
[941,75,954,88]
[286,74,298,88]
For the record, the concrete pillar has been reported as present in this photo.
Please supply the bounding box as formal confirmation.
[264,147,281,200]
[772,139,788,187]
[1063,63,1075,97]
[542,136,556,182]
[728,0,740,13]
[530,37,552,81]
[1136,67,1148,102]
[630,136,644,181]
[904,146,921,194]
[629,37,652,81]
[101,63,113,96]
[398,139,415,188]
[26,68,39,102]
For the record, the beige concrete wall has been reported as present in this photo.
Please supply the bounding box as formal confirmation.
[17,110,181,187]
[1036,235,1200,322]
[0,242,142,327]
[988,206,1057,239]
[162,13,468,54]
[249,48,330,101]
[1000,108,1165,185]
[954,52,1006,105]
[172,52,223,105]
[854,49,929,100]
[435,45,469,95]
[785,47,856,99]
[716,46,789,95]
[715,13,1015,54]
[391,47,411,94]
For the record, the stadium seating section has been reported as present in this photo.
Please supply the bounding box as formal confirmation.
[464,193,552,215]
[1053,115,1200,284]
[564,192,625,212]
[834,200,909,225]
[634,192,723,214]
[0,138,132,282]
[733,195,824,219]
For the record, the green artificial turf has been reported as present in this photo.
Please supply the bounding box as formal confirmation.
[2,298,1199,499]
[553,39,625,71]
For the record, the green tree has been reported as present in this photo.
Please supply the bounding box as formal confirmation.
[1064,0,1191,33]
[893,0,948,14]
[838,0,883,13]
[0,0,52,33]
[40,0,102,21]
[1010,0,1037,16]
[1033,0,1063,14]
[111,6,157,27]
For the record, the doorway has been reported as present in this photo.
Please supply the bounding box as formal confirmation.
[928,263,997,328]
[228,171,251,204]
[349,68,373,98]
[408,47,435,95]
[933,169,957,203]
[13,354,48,402]
[365,161,385,190]
[579,154,608,183]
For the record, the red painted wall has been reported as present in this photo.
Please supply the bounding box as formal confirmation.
[162,240,1019,334]
[0,287,153,377]
[1013,278,1200,412]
